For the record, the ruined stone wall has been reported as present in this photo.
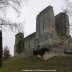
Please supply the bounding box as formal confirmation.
[36,9,71,51]
[14,6,72,56]
[15,33,24,44]
[14,33,24,55]
[24,32,36,54]
[36,6,56,38]
[55,13,69,36]
[14,32,36,55]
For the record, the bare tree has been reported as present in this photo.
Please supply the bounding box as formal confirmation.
[3,46,11,61]
[0,0,28,14]
[63,0,72,33]
[63,0,72,16]
[0,0,29,68]
[0,0,29,32]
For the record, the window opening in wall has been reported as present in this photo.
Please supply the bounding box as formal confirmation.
[28,44,30,48]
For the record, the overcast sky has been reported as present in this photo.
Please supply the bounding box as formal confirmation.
[2,0,65,56]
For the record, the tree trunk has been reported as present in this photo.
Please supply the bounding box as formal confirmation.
[0,30,2,68]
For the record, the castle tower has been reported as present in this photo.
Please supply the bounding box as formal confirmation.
[14,32,24,55]
[55,13,69,36]
[36,6,56,38]
[15,32,24,45]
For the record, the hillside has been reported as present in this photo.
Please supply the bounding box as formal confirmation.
[0,55,72,72]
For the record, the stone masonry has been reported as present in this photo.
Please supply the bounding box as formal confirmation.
[55,13,69,36]
[36,6,56,38]
[14,32,24,55]
[14,5,72,55]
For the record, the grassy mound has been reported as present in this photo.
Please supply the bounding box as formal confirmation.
[0,55,72,72]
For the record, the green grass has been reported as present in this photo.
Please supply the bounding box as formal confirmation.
[0,55,72,72]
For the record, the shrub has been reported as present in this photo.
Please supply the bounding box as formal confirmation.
[3,46,11,61]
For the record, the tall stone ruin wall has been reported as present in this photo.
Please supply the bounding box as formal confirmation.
[24,32,36,54]
[36,5,72,51]
[36,6,56,38]
[55,13,69,36]
[14,33,24,55]
[14,5,72,55]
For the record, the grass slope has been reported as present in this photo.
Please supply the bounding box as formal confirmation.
[0,55,72,72]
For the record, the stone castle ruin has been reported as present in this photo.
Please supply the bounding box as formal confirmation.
[14,6,72,56]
